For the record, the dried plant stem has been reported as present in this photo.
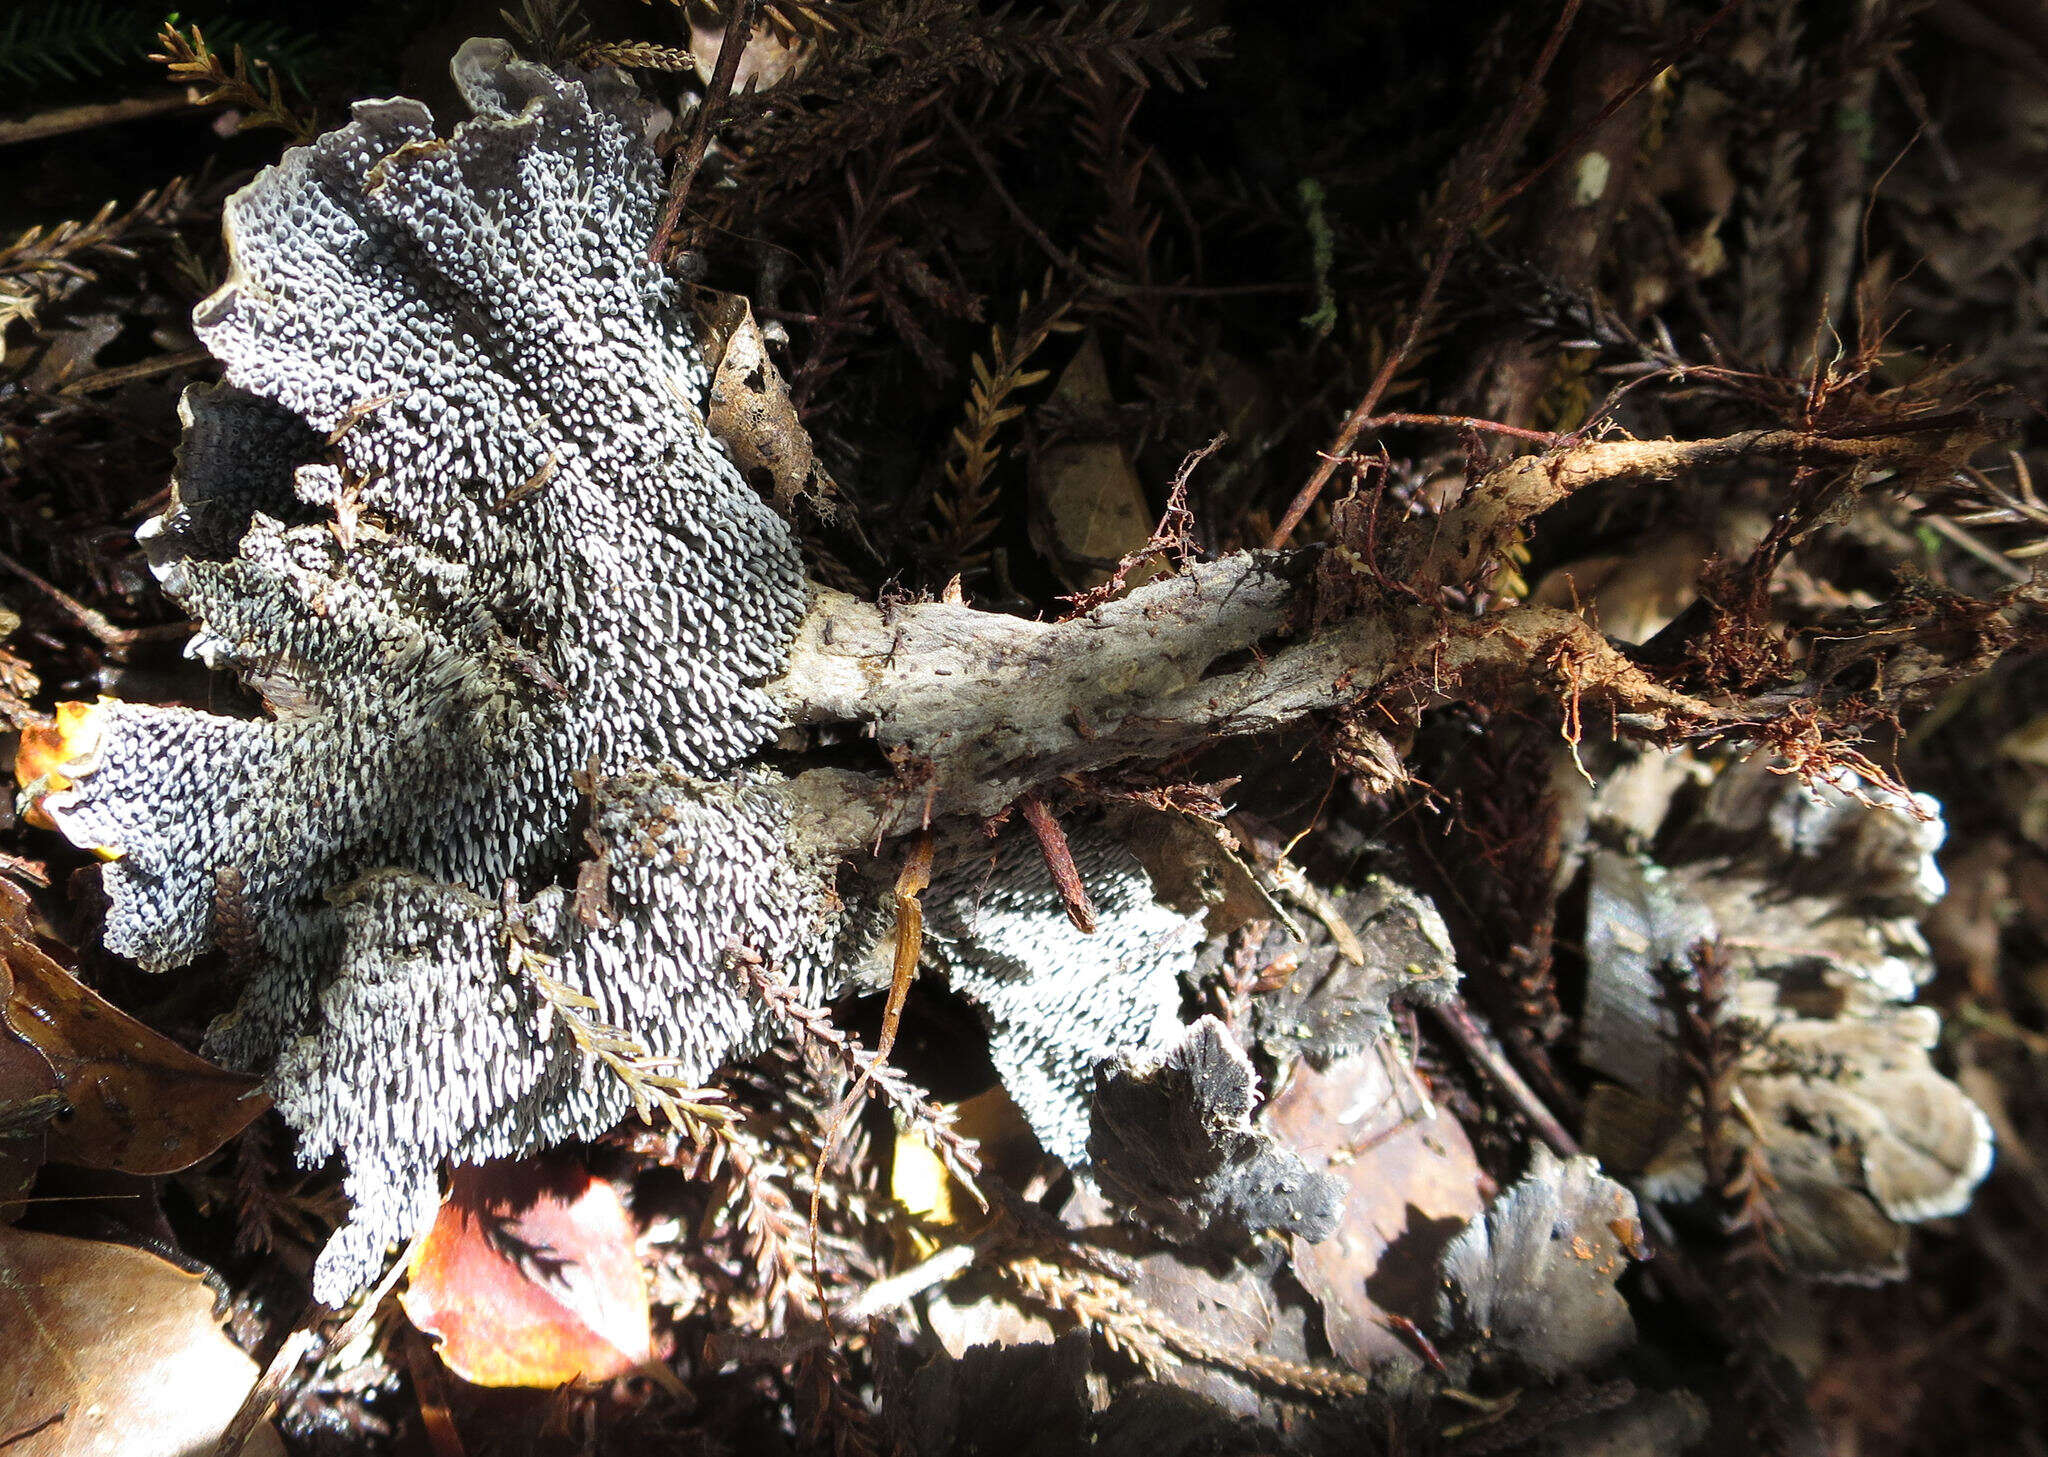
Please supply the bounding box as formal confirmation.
[1000,1254,1373,1399]
[0,546,186,657]
[0,94,199,148]
[1485,0,1746,219]
[652,0,758,262]
[1267,0,1590,548]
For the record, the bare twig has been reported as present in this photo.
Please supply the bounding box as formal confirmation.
[1266,0,1590,548]
[1428,998,1579,1157]
[773,426,1994,847]
[0,94,202,149]
[0,547,186,658]
[1484,0,1746,218]
[1018,794,1099,932]
[651,0,759,262]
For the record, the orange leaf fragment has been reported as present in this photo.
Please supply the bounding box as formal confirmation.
[401,1158,653,1388]
[14,702,106,835]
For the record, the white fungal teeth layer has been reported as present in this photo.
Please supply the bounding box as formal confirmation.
[924,833,1198,1167]
[43,41,821,1301]
[44,41,1202,1305]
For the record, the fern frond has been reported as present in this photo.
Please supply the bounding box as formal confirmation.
[737,948,984,1202]
[0,4,312,92]
[153,21,315,142]
[929,288,1074,569]
[0,176,204,330]
[0,1,133,87]
[788,124,943,413]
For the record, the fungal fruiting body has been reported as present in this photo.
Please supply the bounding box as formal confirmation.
[23,43,1197,1300]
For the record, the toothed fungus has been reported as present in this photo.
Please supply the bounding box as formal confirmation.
[18,41,1206,1302]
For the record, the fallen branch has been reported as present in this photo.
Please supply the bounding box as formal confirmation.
[770,426,2001,847]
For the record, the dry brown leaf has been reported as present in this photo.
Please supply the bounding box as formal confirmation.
[1031,336,1161,591]
[0,882,265,1175]
[0,1226,282,1456]
[1263,1047,1486,1374]
[1116,807,1283,940]
[684,19,814,91]
[1528,531,1710,645]
[696,290,836,516]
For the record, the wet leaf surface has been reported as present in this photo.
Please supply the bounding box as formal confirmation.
[1263,1046,1486,1374]
[0,1226,282,1456]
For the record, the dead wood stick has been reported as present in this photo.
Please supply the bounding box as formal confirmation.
[650,0,757,262]
[770,427,1991,850]
[1428,998,1580,1157]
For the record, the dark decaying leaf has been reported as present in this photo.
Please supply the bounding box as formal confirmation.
[1432,1146,1644,1381]
[0,1226,283,1456]
[1523,1387,1711,1457]
[0,953,59,1208]
[1123,1239,1319,1420]
[0,881,265,1176]
[894,1332,1095,1457]
[1089,1016,1342,1246]
[1263,1044,1486,1375]
[400,1156,653,1388]
[889,1332,1275,1457]
[1119,807,1284,941]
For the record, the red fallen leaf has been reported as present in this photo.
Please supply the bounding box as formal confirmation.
[1263,1047,1487,1375]
[401,1157,653,1388]
[0,882,266,1176]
